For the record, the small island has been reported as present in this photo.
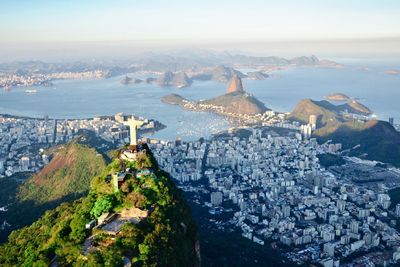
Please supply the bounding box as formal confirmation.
[161,94,188,106]
[120,76,143,85]
[324,93,350,101]
[120,75,133,85]
[385,69,400,75]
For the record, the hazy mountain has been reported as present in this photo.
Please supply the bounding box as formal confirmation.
[190,65,246,82]
[289,55,319,65]
[246,71,269,80]
[157,71,192,88]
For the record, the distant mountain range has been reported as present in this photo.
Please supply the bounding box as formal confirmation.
[289,98,400,166]
[133,53,342,72]
[190,65,247,82]
[0,53,342,84]
[155,65,250,88]
[153,54,339,88]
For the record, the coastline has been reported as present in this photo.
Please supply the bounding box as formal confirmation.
[0,113,167,135]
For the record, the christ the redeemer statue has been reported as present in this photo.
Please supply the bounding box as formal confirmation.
[123,117,144,146]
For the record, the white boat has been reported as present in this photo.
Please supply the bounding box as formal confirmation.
[25,89,38,94]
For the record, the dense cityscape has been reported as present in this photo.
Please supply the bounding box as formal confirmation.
[1,1,400,265]
[2,107,400,266]
[0,70,109,89]
[150,126,400,267]
[0,113,160,178]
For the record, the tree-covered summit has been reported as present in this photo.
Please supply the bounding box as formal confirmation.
[0,143,199,267]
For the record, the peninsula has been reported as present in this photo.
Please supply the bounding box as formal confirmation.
[162,75,269,121]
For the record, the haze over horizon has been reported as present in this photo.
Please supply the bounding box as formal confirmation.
[1,0,400,61]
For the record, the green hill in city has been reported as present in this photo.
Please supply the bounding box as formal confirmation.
[289,98,400,166]
[0,138,108,242]
[0,144,199,267]
[18,141,106,205]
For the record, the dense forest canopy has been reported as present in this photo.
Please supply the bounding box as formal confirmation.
[0,144,199,267]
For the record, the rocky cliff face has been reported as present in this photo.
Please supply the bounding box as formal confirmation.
[226,75,244,93]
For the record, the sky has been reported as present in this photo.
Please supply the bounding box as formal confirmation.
[1,0,400,60]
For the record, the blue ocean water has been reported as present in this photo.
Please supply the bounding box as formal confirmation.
[0,62,399,141]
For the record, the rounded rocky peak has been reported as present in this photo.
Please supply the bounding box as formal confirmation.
[226,74,244,93]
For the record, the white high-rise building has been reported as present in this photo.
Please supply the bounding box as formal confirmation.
[19,156,30,171]
[309,114,317,130]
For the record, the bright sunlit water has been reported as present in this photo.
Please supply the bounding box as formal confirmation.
[1,61,399,141]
